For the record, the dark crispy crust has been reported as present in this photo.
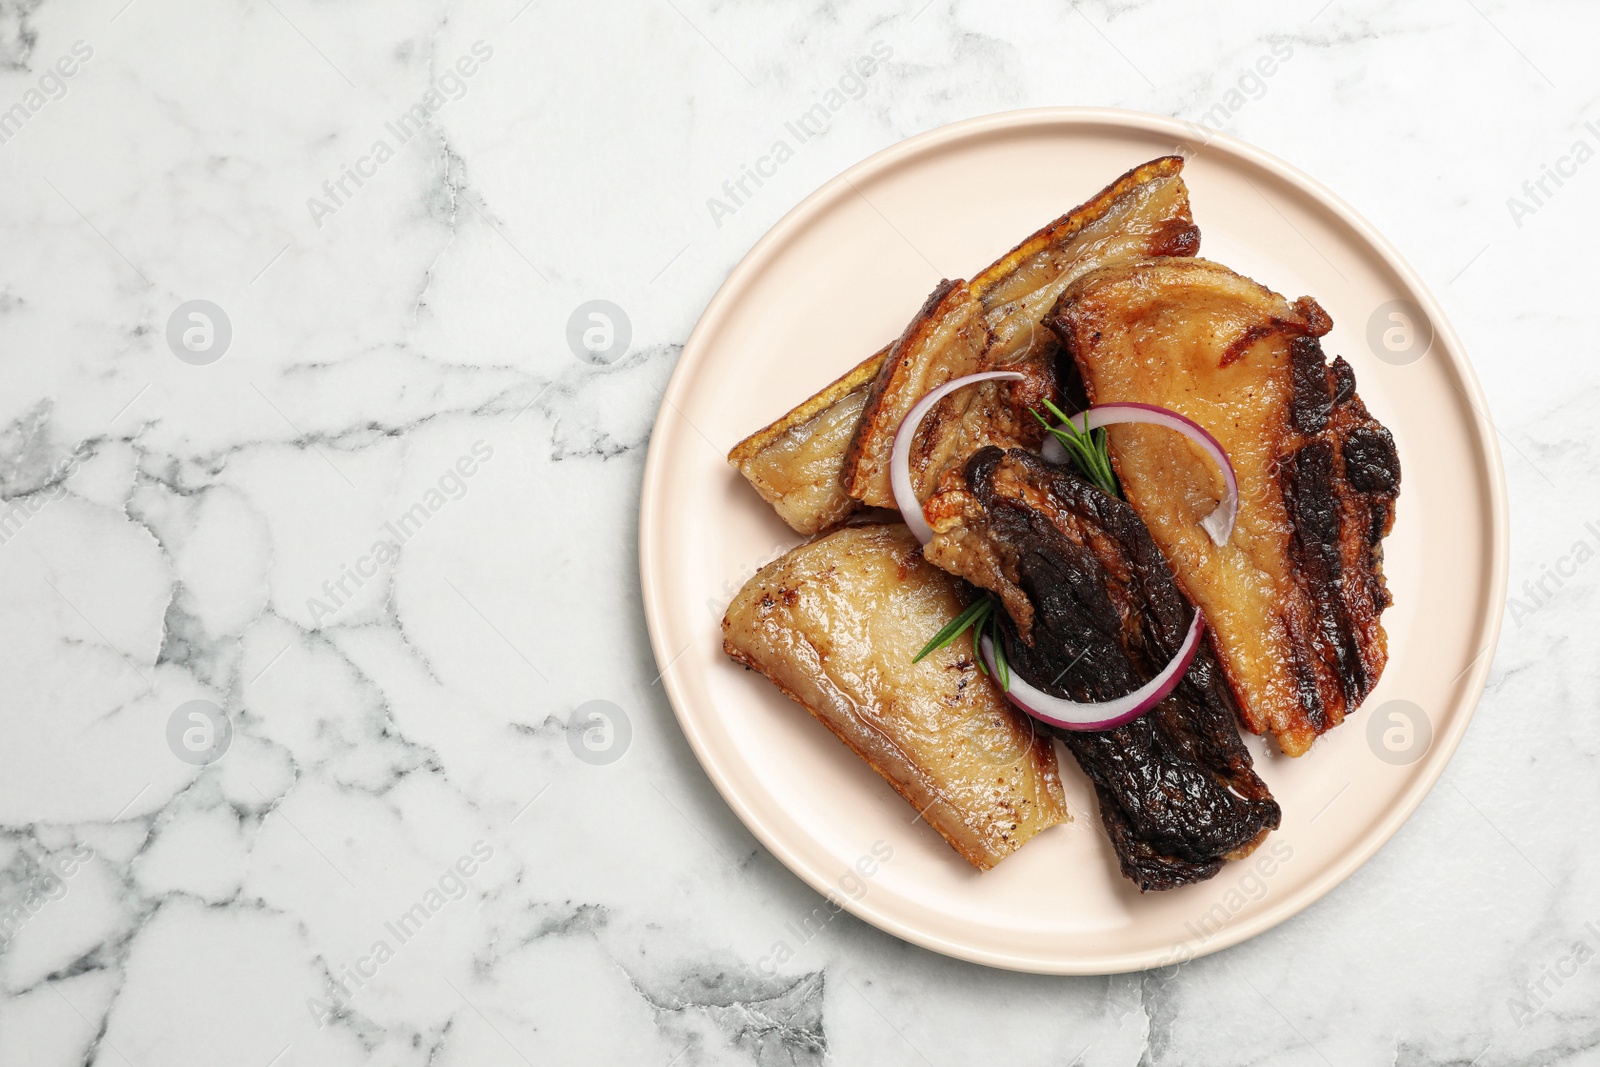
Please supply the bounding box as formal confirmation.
[943,448,1280,891]
[1279,341,1400,730]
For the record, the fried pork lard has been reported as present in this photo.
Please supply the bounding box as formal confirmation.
[729,155,1201,533]
[1046,257,1400,756]
[722,524,1070,870]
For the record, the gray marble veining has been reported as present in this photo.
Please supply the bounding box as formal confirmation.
[0,0,1594,1063]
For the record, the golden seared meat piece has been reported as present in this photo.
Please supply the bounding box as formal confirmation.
[729,155,1201,533]
[968,155,1200,365]
[841,156,1201,509]
[1045,257,1401,757]
[726,348,887,534]
[722,524,1070,870]
[839,280,1057,508]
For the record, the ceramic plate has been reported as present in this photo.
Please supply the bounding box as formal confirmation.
[638,108,1507,974]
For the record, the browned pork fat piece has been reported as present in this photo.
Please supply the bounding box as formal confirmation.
[838,279,1057,508]
[924,448,1281,890]
[722,524,1070,870]
[1045,257,1400,756]
[841,156,1202,509]
[728,155,1201,533]
[725,347,887,534]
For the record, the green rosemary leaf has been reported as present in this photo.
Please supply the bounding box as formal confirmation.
[1088,425,1120,495]
[1032,401,1121,498]
[1039,397,1077,432]
[988,610,1010,692]
[912,595,991,663]
[918,591,1012,690]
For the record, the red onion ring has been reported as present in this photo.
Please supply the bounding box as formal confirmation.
[1056,402,1238,545]
[890,370,1024,543]
[890,380,1224,731]
[979,608,1207,731]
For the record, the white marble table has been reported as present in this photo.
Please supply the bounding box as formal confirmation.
[0,1,1593,1063]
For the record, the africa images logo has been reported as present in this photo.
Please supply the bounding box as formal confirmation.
[307,841,496,1028]
[305,41,494,229]
[703,41,893,229]
[305,441,494,626]
[0,40,93,146]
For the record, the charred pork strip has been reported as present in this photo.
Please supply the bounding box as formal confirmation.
[1045,257,1401,755]
[924,448,1280,890]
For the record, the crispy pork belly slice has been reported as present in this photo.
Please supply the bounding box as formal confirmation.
[970,155,1200,365]
[729,156,1201,531]
[925,448,1280,891]
[840,157,1201,510]
[722,523,1069,870]
[726,346,888,535]
[1045,257,1401,756]
[838,280,1060,508]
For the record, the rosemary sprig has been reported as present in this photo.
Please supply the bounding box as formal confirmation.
[986,603,1010,692]
[912,593,1011,691]
[1031,399,1121,498]
[912,596,991,663]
